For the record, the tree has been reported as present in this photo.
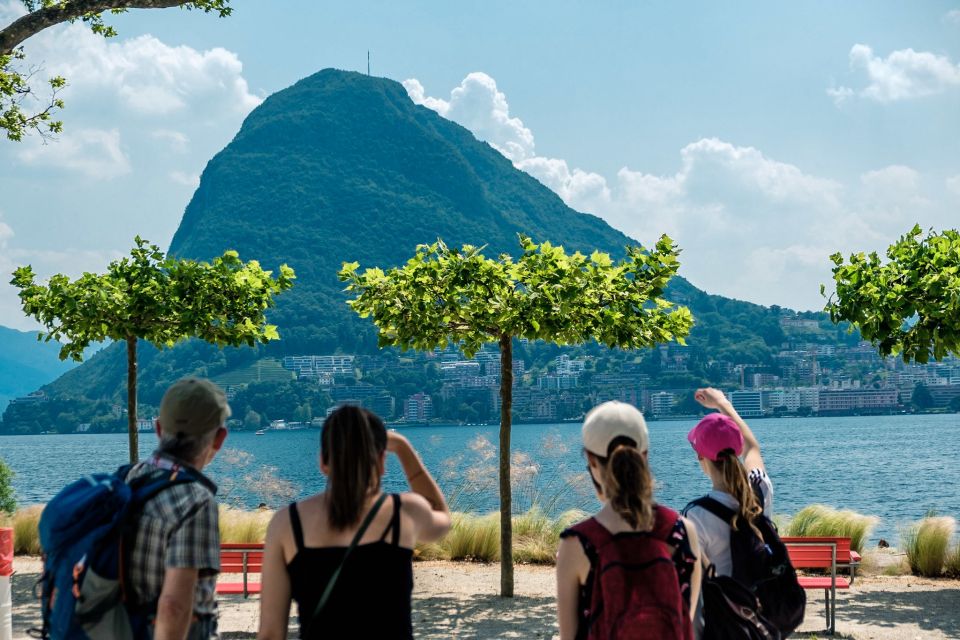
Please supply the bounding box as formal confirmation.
[11,236,295,462]
[1,0,231,141]
[825,225,960,363]
[911,383,934,411]
[0,456,15,515]
[339,234,693,596]
[949,395,960,413]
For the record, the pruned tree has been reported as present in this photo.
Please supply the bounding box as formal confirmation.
[339,234,693,596]
[11,236,295,462]
[825,225,960,363]
[1,0,232,141]
[0,456,15,515]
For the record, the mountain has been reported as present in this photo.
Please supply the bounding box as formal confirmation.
[2,69,845,430]
[0,325,78,411]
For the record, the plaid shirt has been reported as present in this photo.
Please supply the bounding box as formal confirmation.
[125,452,220,618]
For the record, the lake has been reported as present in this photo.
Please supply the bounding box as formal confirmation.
[2,414,958,542]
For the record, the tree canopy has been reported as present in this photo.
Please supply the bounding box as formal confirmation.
[12,236,294,461]
[825,225,960,363]
[340,234,693,596]
[0,0,232,141]
[339,235,694,358]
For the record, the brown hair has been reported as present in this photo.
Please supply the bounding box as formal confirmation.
[714,449,763,539]
[321,405,387,530]
[594,436,655,531]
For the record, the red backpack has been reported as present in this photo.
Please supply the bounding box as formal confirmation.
[562,505,694,640]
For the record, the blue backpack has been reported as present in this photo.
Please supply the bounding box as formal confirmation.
[34,464,198,640]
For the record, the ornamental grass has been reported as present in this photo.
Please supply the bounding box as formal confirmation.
[219,506,272,544]
[944,542,960,578]
[785,504,879,552]
[415,507,587,563]
[902,516,956,577]
[12,505,43,555]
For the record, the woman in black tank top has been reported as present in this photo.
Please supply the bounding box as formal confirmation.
[257,406,451,640]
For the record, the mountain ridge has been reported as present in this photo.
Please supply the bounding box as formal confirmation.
[2,69,838,432]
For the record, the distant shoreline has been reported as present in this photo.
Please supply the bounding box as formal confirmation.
[2,409,953,436]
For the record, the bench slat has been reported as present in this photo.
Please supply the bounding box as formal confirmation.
[216,582,262,595]
[798,576,850,590]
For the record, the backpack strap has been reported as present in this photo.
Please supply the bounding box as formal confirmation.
[684,496,737,525]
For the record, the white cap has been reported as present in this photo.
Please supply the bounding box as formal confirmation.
[582,401,649,457]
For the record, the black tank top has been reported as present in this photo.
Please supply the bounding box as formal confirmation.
[286,494,414,640]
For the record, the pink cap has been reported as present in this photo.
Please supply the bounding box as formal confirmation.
[687,413,744,461]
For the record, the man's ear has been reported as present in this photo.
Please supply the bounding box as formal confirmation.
[212,426,228,451]
[155,420,163,438]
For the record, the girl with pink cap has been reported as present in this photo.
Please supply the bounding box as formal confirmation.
[684,388,773,634]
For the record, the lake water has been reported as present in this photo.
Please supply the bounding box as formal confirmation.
[2,414,958,542]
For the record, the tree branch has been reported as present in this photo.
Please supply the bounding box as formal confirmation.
[1,1,185,53]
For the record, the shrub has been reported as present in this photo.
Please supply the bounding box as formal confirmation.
[945,542,960,578]
[902,516,956,577]
[219,506,271,543]
[13,505,43,555]
[415,507,588,564]
[0,457,15,516]
[786,504,879,552]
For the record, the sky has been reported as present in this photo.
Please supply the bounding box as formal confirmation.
[0,0,958,330]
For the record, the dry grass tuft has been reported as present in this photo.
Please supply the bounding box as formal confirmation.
[902,516,956,577]
[785,504,879,552]
[219,506,272,543]
[13,505,43,555]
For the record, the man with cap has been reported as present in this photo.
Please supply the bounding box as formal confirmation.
[125,377,229,640]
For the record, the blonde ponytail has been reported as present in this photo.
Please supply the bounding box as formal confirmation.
[601,439,655,531]
[715,450,763,539]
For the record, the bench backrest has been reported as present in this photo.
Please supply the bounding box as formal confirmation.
[220,543,265,573]
[781,536,852,562]
[785,542,838,570]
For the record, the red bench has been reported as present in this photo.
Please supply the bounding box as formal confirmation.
[217,543,264,597]
[785,541,850,635]
[782,536,862,583]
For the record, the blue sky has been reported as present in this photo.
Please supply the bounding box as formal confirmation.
[1,0,958,329]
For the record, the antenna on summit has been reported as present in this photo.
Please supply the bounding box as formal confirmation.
[367,50,370,76]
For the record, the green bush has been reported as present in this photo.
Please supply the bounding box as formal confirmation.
[902,516,955,577]
[0,457,15,515]
[785,504,878,552]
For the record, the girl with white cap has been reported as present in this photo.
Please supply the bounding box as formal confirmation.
[556,401,702,640]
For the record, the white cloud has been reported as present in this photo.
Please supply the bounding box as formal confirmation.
[1,0,260,129]
[405,73,954,310]
[0,220,12,247]
[946,174,960,198]
[404,73,535,162]
[152,129,190,153]
[169,170,200,188]
[945,9,960,25]
[18,128,131,179]
[830,44,960,103]
[0,215,124,330]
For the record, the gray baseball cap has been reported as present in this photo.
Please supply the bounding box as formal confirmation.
[159,377,231,438]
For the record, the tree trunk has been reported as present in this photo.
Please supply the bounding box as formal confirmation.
[126,336,138,464]
[498,333,514,597]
